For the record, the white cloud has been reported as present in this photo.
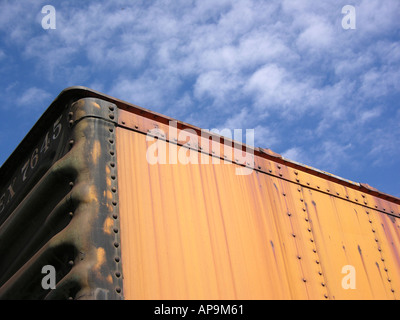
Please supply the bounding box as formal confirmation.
[296,17,335,52]
[282,147,309,165]
[1,0,399,193]
[244,64,312,114]
[16,87,51,109]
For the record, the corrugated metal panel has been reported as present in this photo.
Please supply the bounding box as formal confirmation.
[116,109,400,300]
[0,94,123,299]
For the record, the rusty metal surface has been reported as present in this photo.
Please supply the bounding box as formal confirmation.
[1,87,399,300]
[0,95,123,299]
[116,108,400,300]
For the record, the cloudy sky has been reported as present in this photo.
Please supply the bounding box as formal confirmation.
[0,0,399,197]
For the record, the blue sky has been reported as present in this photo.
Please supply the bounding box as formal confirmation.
[0,0,399,197]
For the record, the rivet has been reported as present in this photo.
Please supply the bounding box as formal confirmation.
[258,166,261,170]
[109,139,114,144]
[321,282,325,287]
[313,249,317,253]
[115,272,121,278]
[68,260,74,266]
[69,212,74,217]
[384,268,388,272]
[69,139,74,146]
[292,233,296,238]
[121,121,126,125]
[297,255,302,260]
[109,114,115,120]
[111,175,116,180]
[372,229,375,233]
[109,128,114,133]
[294,171,298,175]
[318,271,323,276]
[307,228,312,232]
[69,182,74,188]
[112,187,117,193]
[324,294,328,299]
[112,201,117,206]
[114,242,119,248]
[375,238,379,242]
[326,189,330,192]
[283,193,286,196]
[287,212,292,217]
[302,278,307,283]
[116,287,121,293]
[296,179,300,182]
[277,165,281,169]
[115,257,120,263]
[109,106,114,111]
[134,125,139,129]
[69,120,74,127]
[110,150,115,156]
[316,260,320,264]
[300,198,304,202]
[113,228,118,233]
[113,214,118,219]
[110,162,115,168]
[381,257,385,262]
[388,278,391,283]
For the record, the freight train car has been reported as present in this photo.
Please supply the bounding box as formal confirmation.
[0,87,399,300]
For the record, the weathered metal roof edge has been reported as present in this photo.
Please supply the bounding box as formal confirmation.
[1,86,399,205]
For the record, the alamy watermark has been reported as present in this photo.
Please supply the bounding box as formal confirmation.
[41,5,56,30]
[145,121,255,176]
[341,265,356,289]
[341,5,356,30]
[41,265,56,290]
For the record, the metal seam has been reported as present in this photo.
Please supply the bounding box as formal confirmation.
[297,186,330,299]
[366,209,396,297]
[116,122,400,218]
[107,111,123,298]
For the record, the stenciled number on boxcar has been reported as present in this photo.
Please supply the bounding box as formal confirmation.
[0,115,63,214]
